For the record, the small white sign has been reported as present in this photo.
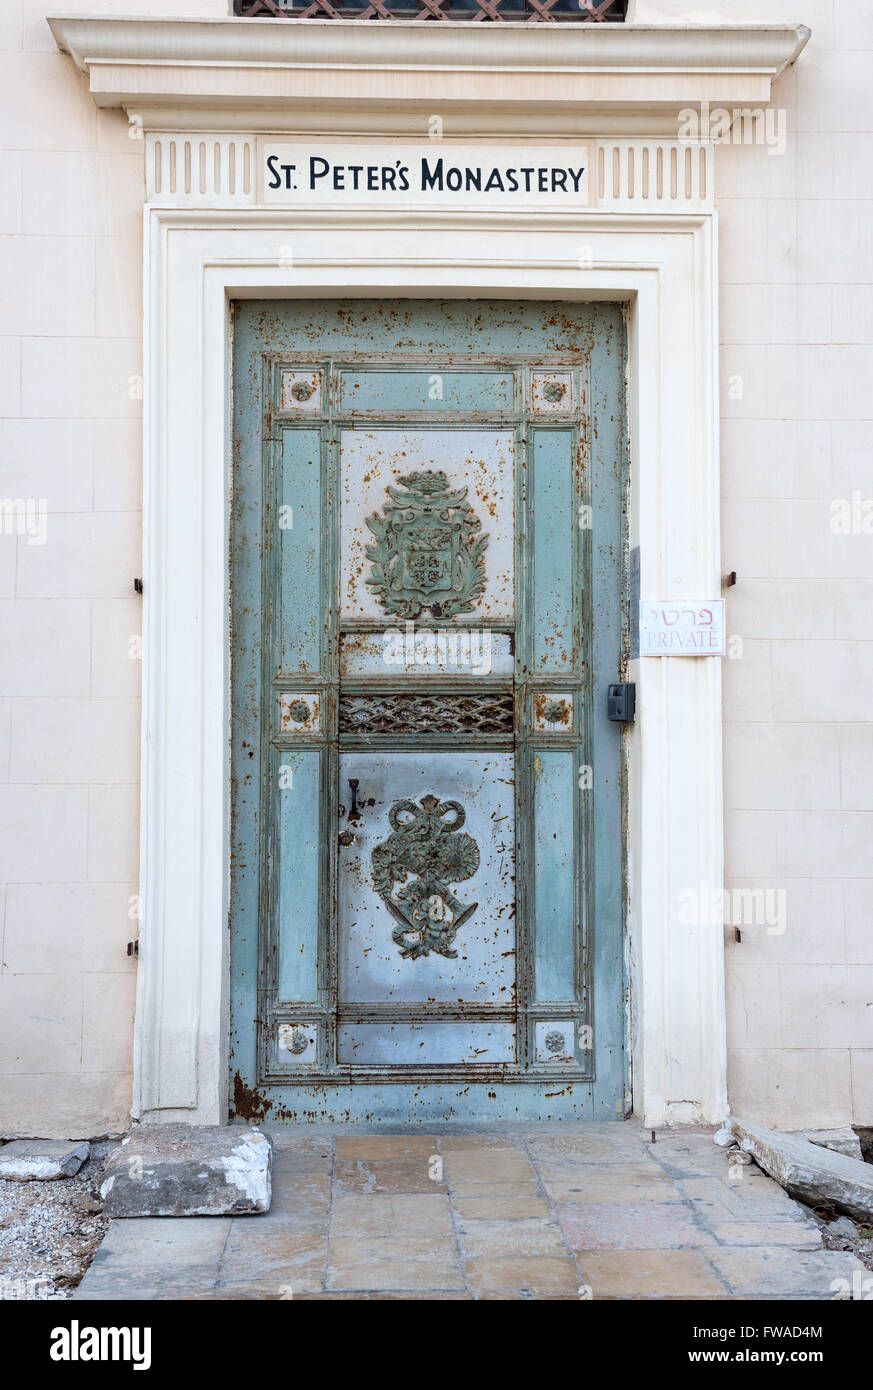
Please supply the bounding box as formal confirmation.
[639,599,725,656]
[261,143,590,209]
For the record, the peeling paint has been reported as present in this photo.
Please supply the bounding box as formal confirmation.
[229,299,628,1123]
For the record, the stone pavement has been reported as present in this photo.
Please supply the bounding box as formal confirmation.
[74,1122,868,1300]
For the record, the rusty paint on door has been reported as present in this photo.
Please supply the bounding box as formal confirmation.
[229,299,627,1123]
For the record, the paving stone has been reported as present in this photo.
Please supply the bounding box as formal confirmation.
[271,1148,333,1176]
[75,1251,225,1301]
[556,1201,715,1250]
[526,1132,649,1164]
[268,1170,331,1219]
[212,1282,298,1300]
[679,1174,802,1223]
[153,1282,224,1300]
[326,1237,465,1291]
[264,1131,333,1156]
[84,1216,231,1268]
[650,1132,738,1178]
[448,1180,541,1199]
[330,1233,458,1263]
[541,1161,683,1205]
[710,1221,821,1249]
[249,1212,331,1244]
[217,1226,326,1294]
[0,1139,90,1181]
[576,1249,727,1299]
[464,1256,582,1297]
[457,1218,569,1259]
[708,1246,869,1299]
[531,1150,663,1184]
[451,1195,551,1221]
[334,1158,446,1195]
[334,1134,439,1160]
[438,1134,525,1150]
[99,1124,272,1217]
[215,1274,322,1296]
[443,1150,536,1183]
[71,1119,872,1302]
[74,1271,184,1302]
[297,1290,473,1300]
[330,1194,453,1239]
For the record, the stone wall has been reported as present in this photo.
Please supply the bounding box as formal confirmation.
[0,0,869,1134]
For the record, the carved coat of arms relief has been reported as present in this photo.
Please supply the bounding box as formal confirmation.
[364,470,489,620]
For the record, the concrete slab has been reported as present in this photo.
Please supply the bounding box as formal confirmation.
[792,1128,863,1161]
[730,1115,873,1224]
[99,1124,272,1217]
[0,1139,89,1181]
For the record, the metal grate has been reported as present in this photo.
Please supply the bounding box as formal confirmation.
[233,0,626,21]
[339,691,515,736]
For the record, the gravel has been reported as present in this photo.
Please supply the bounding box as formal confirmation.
[811,1208,873,1273]
[0,1141,118,1300]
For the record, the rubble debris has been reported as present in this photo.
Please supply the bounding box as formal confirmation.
[99,1124,272,1217]
[729,1117,873,1225]
[0,1141,90,1182]
[791,1128,863,1161]
[828,1215,860,1240]
[0,1142,114,1299]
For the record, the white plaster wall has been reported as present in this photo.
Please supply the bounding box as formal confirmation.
[0,0,225,1139]
[634,0,873,1129]
[0,0,870,1136]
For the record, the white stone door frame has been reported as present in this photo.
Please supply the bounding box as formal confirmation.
[134,205,725,1129]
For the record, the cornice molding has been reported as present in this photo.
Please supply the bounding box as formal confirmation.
[48,15,810,136]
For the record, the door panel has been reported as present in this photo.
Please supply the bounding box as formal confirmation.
[338,751,516,1005]
[339,630,515,678]
[531,429,576,673]
[230,298,627,1124]
[339,428,515,624]
[337,1022,516,1066]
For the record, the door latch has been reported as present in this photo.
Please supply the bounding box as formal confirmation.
[607,683,636,722]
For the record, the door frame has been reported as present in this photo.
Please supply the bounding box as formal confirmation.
[134,206,726,1128]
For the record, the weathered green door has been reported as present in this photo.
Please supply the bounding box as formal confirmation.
[230,300,627,1124]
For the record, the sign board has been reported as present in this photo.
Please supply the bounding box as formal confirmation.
[639,599,725,656]
[261,143,591,209]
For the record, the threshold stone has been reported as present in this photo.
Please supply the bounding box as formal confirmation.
[0,1139,90,1181]
[99,1124,272,1217]
[729,1117,873,1225]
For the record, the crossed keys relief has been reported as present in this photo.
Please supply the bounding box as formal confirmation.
[371,795,480,960]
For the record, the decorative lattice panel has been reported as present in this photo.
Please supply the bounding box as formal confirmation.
[339,691,515,736]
